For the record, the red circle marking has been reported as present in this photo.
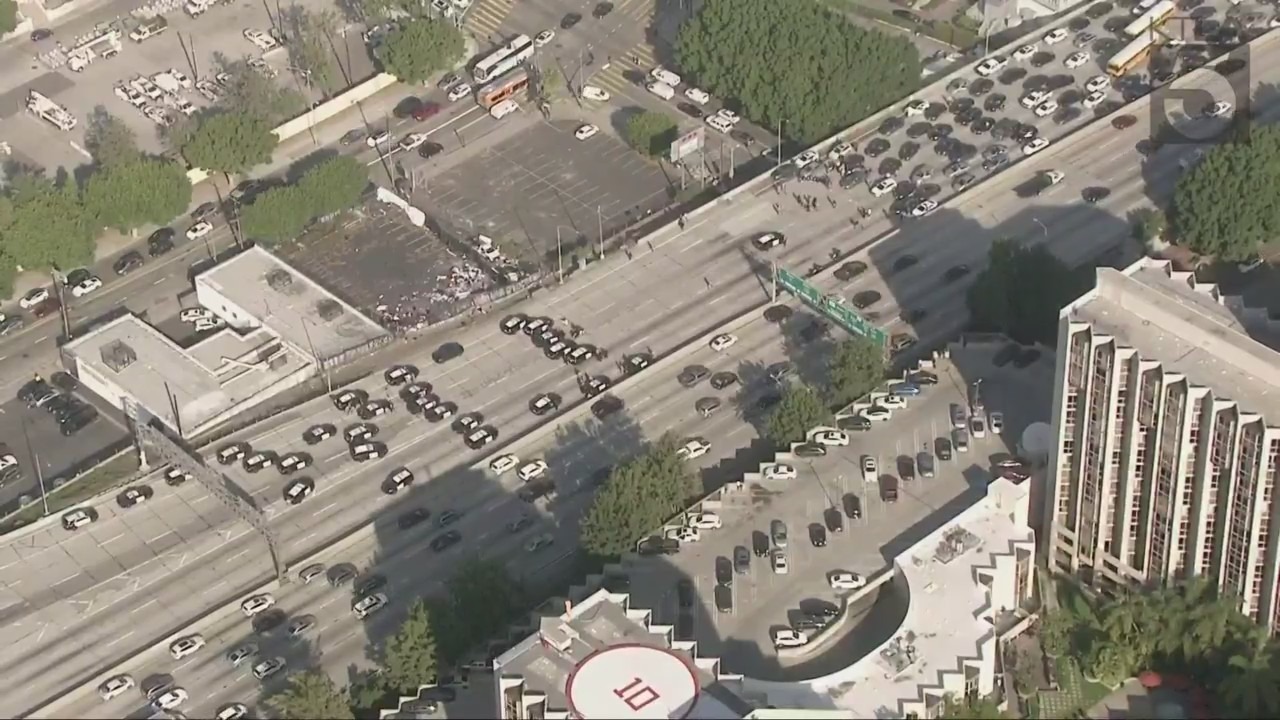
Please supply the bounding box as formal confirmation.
[564,643,700,719]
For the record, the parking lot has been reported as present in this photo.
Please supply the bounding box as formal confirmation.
[416,119,672,267]
[619,343,1055,678]
[0,0,376,172]
[0,381,131,514]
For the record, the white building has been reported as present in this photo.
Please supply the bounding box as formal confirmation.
[1046,258,1280,630]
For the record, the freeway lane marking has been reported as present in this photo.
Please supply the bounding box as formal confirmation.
[130,600,157,615]
[52,573,79,586]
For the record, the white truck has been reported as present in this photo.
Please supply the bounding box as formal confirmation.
[67,29,121,72]
[27,91,76,131]
[152,69,192,95]
[129,16,168,43]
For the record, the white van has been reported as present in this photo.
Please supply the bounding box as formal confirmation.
[490,99,519,119]
[650,68,681,87]
[646,81,675,100]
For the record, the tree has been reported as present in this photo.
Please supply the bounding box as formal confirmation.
[938,693,1002,719]
[1087,643,1135,687]
[766,383,833,446]
[624,111,677,158]
[241,185,312,243]
[0,176,94,270]
[966,239,1092,346]
[1221,635,1280,717]
[381,19,464,84]
[1171,124,1280,261]
[83,158,192,233]
[827,337,884,406]
[581,435,698,556]
[297,155,369,217]
[183,110,278,178]
[383,599,438,693]
[347,670,392,719]
[1130,207,1166,244]
[1040,610,1074,657]
[85,110,141,168]
[216,62,305,124]
[1013,648,1040,698]
[268,671,354,720]
[284,8,341,94]
[446,559,524,653]
[676,0,920,145]
[539,66,564,100]
[0,0,17,35]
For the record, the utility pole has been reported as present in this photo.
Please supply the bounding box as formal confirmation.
[556,227,564,283]
[596,206,604,258]
[50,269,71,340]
[136,423,288,584]
[770,261,778,301]
[301,320,332,393]
[21,418,48,517]
[776,119,784,167]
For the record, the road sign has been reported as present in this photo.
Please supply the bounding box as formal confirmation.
[776,268,888,346]
[669,127,703,163]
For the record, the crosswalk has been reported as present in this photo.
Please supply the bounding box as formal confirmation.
[581,42,657,106]
[462,0,515,38]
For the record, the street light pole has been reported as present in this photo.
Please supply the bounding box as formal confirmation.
[556,227,564,284]
[50,269,71,340]
[21,418,48,517]
[596,206,605,258]
[775,119,784,167]
[1032,217,1048,240]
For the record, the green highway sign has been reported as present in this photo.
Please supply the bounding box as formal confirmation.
[776,268,888,347]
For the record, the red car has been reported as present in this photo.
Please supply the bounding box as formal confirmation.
[412,101,441,122]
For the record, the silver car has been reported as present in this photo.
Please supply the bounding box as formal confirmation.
[770,519,788,549]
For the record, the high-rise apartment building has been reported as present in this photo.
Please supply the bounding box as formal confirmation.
[1046,258,1280,630]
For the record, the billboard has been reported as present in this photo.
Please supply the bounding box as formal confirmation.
[668,127,704,163]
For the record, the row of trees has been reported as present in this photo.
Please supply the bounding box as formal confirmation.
[0,0,17,35]
[675,0,921,146]
[1041,578,1277,716]
[1170,122,1277,262]
[241,156,370,243]
[765,336,885,445]
[380,18,465,85]
[268,558,525,719]
[624,111,679,159]
[966,239,1094,347]
[580,434,702,556]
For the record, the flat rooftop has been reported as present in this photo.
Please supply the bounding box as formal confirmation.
[742,478,1034,717]
[494,590,751,719]
[64,314,311,433]
[1069,257,1280,421]
[194,245,389,362]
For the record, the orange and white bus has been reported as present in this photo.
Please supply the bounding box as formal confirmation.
[476,70,530,109]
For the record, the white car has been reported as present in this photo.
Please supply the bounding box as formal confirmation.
[169,634,206,660]
[1020,90,1049,109]
[186,220,213,240]
[650,67,682,87]
[879,394,907,410]
[971,414,987,438]
[447,83,472,101]
[829,571,867,590]
[399,133,429,151]
[1205,101,1233,118]
[534,29,555,47]
[366,130,390,148]
[216,704,250,720]
[684,87,711,105]
[1022,138,1050,156]
[114,85,146,106]
[794,150,819,169]
[863,406,892,422]
[827,141,853,162]
[677,439,711,460]
[904,99,928,116]
[180,307,212,323]
[1043,28,1068,44]
[1012,43,1036,61]
[910,199,938,217]
[71,276,103,298]
[1082,90,1107,109]
[773,628,808,648]
[705,114,733,133]
[517,459,548,482]
[240,593,275,617]
[580,85,610,102]
[716,108,740,125]
[687,512,722,530]
[251,657,286,680]
[490,454,519,474]
[709,333,737,351]
[143,106,172,127]
[810,429,850,447]
[762,463,797,481]
[1033,99,1059,118]
[243,28,278,51]
[1064,51,1089,69]
[1084,75,1110,94]
[667,526,700,543]
[990,412,1004,434]
[194,317,225,332]
[771,549,789,574]
[353,593,389,619]
[870,177,897,197]
[19,287,50,309]
[574,124,599,141]
[861,455,877,483]
[98,674,135,701]
[1044,169,1065,185]
[974,56,1007,77]
[153,688,189,711]
[62,508,94,530]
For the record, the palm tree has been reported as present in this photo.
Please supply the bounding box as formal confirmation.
[1220,632,1280,717]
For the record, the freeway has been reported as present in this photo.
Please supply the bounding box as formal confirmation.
[20,27,1280,720]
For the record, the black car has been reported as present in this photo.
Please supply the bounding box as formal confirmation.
[943,265,970,283]
[59,406,99,435]
[1082,186,1111,203]
[623,353,652,374]
[430,530,463,553]
[423,401,458,422]
[843,493,862,519]
[384,364,418,385]
[638,536,680,555]
[592,1,613,17]
[354,574,388,598]
[418,142,444,159]
[802,598,841,620]
[581,374,611,398]
[398,507,431,530]
[677,101,703,118]
[113,252,144,275]
[837,415,872,432]
[116,485,154,509]
[809,524,827,547]
[148,228,176,256]
[331,388,369,412]
[936,437,954,461]
[710,372,738,390]
[358,399,395,420]
[591,395,624,419]
[464,425,498,449]
[529,393,560,415]
[793,443,827,458]
[833,261,868,281]
[560,12,582,28]
[453,411,483,434]
[499,314,527,334]
[253,609,288,635]
[432,342,464,364]
[715,556,733,586]
[824,508,844,534]
[839,168,866,189]
[678,365,710,388]
[714,584,733,614]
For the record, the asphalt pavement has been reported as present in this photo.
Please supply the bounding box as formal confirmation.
[13,19,1280,720]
